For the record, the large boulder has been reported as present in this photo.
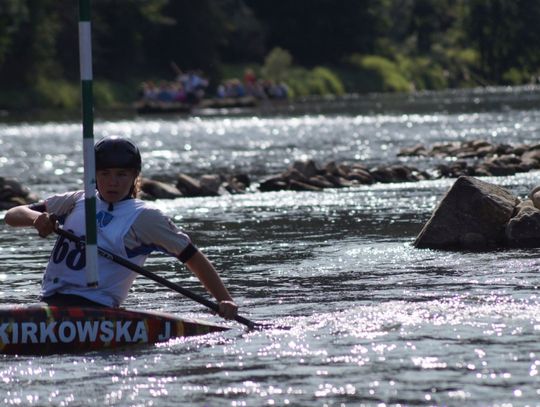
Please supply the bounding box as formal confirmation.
[414,176,519,250]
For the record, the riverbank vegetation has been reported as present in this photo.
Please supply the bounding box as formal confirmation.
[1,0,539,110]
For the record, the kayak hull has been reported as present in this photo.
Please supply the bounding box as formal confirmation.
[0,304,228,355]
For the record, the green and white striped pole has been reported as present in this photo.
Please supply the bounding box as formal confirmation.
[78,0,98,287]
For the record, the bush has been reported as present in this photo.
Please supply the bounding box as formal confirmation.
[32,79,128,109]
[310,67,345,95]
[347,54,411,92]
[93,81,118,107]
[397,56,448,90]
[276,66,345,98]
[441,48,481,87]
[35,78,79,109]
[502,68,530,85]
[281,67,309,98]
[261,47,292,82]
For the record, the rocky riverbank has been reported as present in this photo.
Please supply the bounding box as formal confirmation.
[141,139,540,199]
[2,139,540,209]
[398,139,540,177]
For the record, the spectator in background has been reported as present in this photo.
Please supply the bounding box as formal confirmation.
[242,69,267,99]
[139,81,159,102]
[184,70,209,104]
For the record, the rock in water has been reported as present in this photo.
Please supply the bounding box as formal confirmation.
[140,178,183,200]
[414,176,519,250]
[505,200,540,247]
[0,177,39,209]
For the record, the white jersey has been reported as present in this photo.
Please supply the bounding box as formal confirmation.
[38,191,195,307]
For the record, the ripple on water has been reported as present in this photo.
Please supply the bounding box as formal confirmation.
[1,97,540,405]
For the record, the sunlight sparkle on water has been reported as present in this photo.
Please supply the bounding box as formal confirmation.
[2,89,540,405]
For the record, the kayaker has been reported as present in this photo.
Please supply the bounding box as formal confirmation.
[4,136,238,319]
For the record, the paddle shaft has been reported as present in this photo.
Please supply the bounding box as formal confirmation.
[54,228,257,329]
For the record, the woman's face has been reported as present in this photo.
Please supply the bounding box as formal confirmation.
[96,168,138,203]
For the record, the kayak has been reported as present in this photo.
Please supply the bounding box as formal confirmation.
[0,304,229,355]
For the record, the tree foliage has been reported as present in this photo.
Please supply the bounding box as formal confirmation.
[465,0,540,82]
[0,0,539,107]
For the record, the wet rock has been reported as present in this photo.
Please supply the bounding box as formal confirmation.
[299,175,333,189]
[495,143,514,155]
[258,159,437,192]
[471,165,493,177]
[521,147,540,164]
[258,176,288,192]
[140,178,183,200]
[175,173,204,196]
[459,232,488,251]
[397,144,429,157]
[434,162,474,178]
[455,161,475,176]
[395,140,540,181]
[512,144,529,156]
[200,174,225,196]
[141,173,250,199]
[414,176,519,250]
[258,160,352,192]
[370,165,418,183]
[324,161,349,178]
[320,175,343,188]
[347,167,374,184]
[289,179,322,191]
[531,186,540,208]
[505,200,540,248]
[431,141,462,157]
[478,159,518,177]
[223,174,250,194]
[293,159,321,178]
[400,140,538,163]
[411,168,431,181]
[389,165,419,182]
[474,144,496,157]
[0,177,38,210]
[287,168,311,184]
[369,166,395,183]
[123,140,540,199]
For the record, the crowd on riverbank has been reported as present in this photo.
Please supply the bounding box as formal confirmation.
[137,70,209,106]
[136,68,289,111]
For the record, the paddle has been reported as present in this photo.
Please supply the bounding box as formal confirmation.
[54,227,264,330]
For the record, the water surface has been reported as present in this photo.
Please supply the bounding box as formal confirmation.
[1,86,540,406]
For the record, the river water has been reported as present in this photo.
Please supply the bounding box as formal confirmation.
[1,86,540,406]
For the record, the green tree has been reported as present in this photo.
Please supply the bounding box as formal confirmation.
[216,0,266,63]
[0,1,29,68]
[92,0,171,80]
[143,0,228,81]
[0,0,66,87]
[465,0,540,82]
[407,0,458,54]
[245,0,389,66]
[261,47,292,81]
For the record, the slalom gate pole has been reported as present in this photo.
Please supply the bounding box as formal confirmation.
[78,0,98,287]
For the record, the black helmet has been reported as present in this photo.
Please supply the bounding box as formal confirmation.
[95,137,141,172]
